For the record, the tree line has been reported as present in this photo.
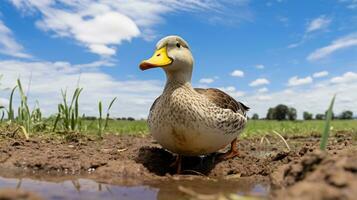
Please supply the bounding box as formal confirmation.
[251,104,354,120]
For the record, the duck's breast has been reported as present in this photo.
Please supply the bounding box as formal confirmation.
[148,90,245,156]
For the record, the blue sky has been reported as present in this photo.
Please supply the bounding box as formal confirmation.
[0,0,357,118]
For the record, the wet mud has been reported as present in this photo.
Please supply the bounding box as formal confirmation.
[0,132,355,199]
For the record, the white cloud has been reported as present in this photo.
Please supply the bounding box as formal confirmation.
[287,76,313,86]
[277,16,289,27]
[255,64,264,69]
[330,71,357,84]
[9,0,243,57]
[288,16,331,49]
[73,59,115,68]
[306,15,331,33]
[249,78,270,87]
[230,70,244,77]
[199,78,215,84]
[313,71,329,78]
[0,59,163,118]
[257,87,268,93]
[256,95,272,101]
[0,20,31,58]
[241,72,357,119]
[338,0,357,9]
[307,33,357,61]
[287,42,301,49]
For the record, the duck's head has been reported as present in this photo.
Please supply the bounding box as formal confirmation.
[140,35,194,82]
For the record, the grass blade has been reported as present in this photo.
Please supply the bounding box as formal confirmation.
[320,95,336,151]
[8,86,17,121]
[0,110,4,122]
[53,112,61,132]
[99,101,103,119]
[98,101,103,135]
[19,126,29,140]
[104,97,117,130]
[272,131,290,151]
[107,97,117,112]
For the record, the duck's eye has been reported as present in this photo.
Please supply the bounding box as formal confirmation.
[176,43,181,48]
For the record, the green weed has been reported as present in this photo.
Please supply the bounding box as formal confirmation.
[53,88,83,132]
[97,97,117,137]
[320,95,336,150]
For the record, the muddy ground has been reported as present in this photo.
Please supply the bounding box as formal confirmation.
[0,130,356,199]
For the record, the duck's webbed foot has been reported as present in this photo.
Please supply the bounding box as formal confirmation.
[217,138,239,162]
[170,155,182,174]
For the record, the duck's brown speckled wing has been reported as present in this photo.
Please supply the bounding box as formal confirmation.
[150,88,249,116]
[194,88,249,116]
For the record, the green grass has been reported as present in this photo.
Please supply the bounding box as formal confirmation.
[53,88,83,132]
[1,118,356,138]
[75,119,357,137]
[242,119,356,138]
[88,120,148,135]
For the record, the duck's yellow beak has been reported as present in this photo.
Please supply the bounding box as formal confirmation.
[140,46,172,71]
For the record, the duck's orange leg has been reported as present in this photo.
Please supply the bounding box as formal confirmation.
[217,138,239,161]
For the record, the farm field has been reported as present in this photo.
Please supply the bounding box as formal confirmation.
[4,118,354,137]
[0,119,356,199]
[99,119,357,137]
[1,1,357,199]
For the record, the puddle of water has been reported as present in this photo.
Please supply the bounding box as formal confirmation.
[0,175,269,200]
[0,177,157,200]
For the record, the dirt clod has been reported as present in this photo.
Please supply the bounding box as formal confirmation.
[270,147,357,200]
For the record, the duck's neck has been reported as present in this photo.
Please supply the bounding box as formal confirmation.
[164,70,193,92]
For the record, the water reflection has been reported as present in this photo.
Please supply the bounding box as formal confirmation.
[0,175,268,200]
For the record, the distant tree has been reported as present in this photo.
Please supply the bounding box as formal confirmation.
[303,111,313,120]
[252,113,259,120]
[127,117,135,121]
[339,110,353,120]
[288,107,297,121]
[273,104,289,121]
[266,108,275,120]
[315,114,325,120]
[83,116,97,120]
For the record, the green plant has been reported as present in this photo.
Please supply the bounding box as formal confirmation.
[17,79,31,134]
[320,95,336,151]
[0,110,4,122]
[53,88,83,132]
[7,85,17,121]
[0,104,4,123]
[98,97,117,137]
[15,79,43,139]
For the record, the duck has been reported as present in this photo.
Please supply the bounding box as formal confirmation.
[139,35,249,173]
